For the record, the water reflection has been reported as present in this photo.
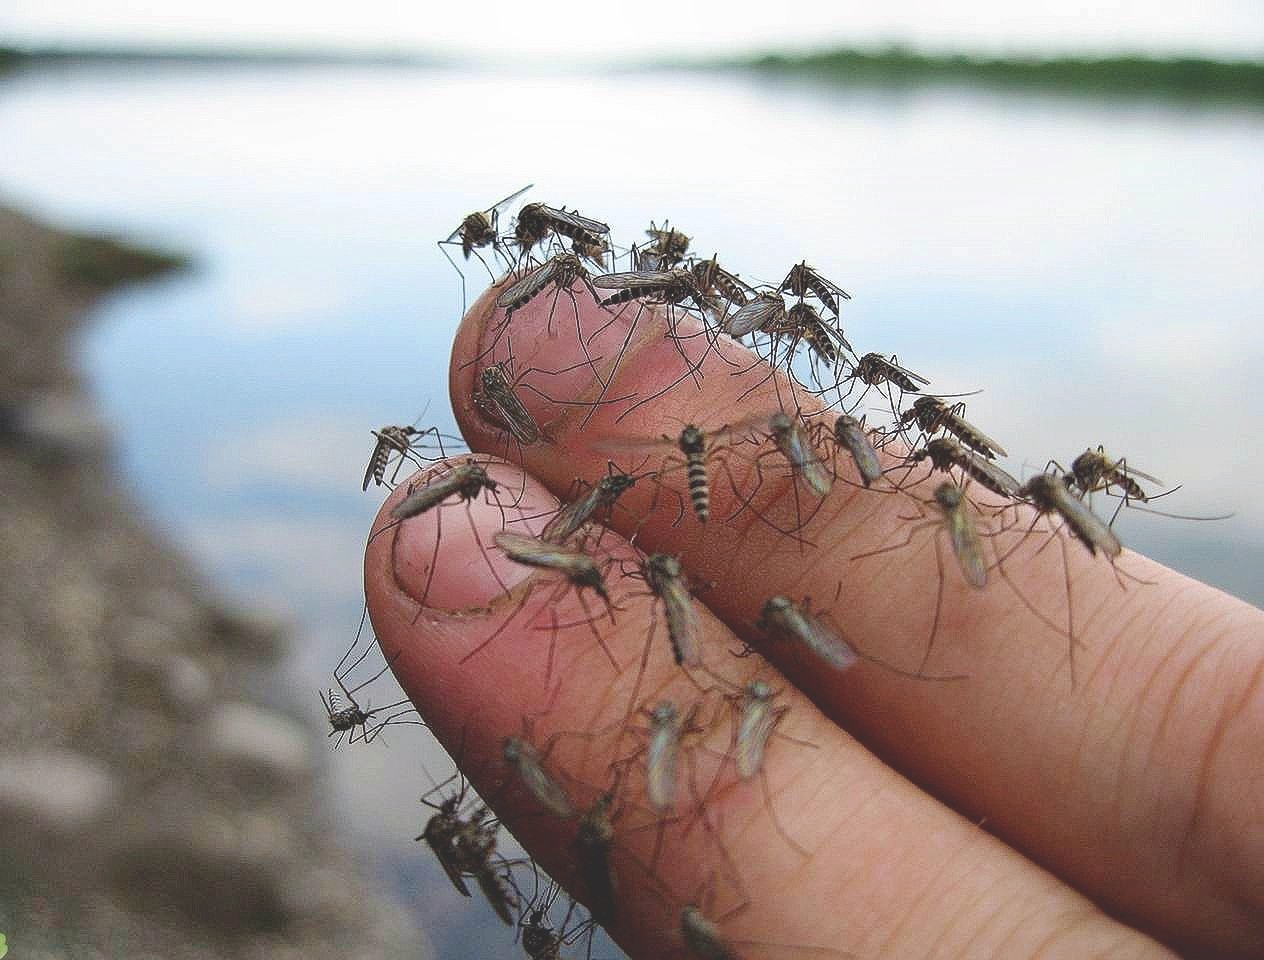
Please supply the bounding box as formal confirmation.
[1,60,1260,949]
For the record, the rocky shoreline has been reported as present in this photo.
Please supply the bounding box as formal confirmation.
[0,205,425,958]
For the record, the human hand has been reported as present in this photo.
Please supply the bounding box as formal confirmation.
[365,281,1263,958]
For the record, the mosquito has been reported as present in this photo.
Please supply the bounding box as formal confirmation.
[514,202,611,265]
[438,184,534,309]
[837,352,930,414]
[709,678,820,858]
[725,288,786,339]
[540,465,641,544]
[906,436,1021,499]
[711,412,833,544]
[1063,445,1162,504]
[899,395,1008,459]
[830,414,883,488]
[592,268,711,314]
[475,362,545,446]
[691,255,756,325]
[574,791,618,928]
[732,300,852,406]
[458,532,618,669]
[471,341,638,451]
[644,221,692,269]
[778,260,852,317]
[599,421,745,527]
[589,268,728,425]
[612,553,709,730]
[453,804,518,925]
[756,594,967,681]
[416,771,477,898]
[998,472,1137,684]
[371,459,512,613]
[319,638,421,748]
[362,423,460,491]
[496,252,602,325]
[520,881,594,960]
[503,735,577,820]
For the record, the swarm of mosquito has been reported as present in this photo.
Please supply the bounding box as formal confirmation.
[317,187,1222,959]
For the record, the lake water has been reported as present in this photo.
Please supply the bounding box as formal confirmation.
[1,61,1261,955]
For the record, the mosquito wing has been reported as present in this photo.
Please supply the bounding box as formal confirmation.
[539,204,610,237]
[726,294,785,337]
[591,270,678,290]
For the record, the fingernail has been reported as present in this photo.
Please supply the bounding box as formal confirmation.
[388,463,549,612]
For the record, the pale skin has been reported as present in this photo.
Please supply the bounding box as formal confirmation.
[364,281,1264,959]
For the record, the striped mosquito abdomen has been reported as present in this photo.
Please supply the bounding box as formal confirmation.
[678,425,710,523]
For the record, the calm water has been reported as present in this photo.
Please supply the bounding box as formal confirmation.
[1,62,1261,953]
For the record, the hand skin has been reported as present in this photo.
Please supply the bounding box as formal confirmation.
[364,281,1264,959]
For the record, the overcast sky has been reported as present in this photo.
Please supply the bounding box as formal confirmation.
[2,1,1263,60]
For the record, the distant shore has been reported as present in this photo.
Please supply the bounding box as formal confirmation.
[0,43,436,72]
[690,46,1264,103]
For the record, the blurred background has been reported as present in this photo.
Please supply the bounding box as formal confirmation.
[0,2,1260,957]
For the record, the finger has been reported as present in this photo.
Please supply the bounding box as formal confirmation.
[365,458,1175,959]
[449,282,1264,957]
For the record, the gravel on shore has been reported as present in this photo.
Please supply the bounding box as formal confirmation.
[0,204,428,959]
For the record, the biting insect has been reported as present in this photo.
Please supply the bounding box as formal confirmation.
[574,791,618,928]
[515,202,611,261]
[438,185,533,309]
[592,268,711,313]
[600,421,738,525]
[718,412,833,542]
[757,594,965,680]
[766,411,832,497]
[852,352,929,394]
[645,700,688,815]
[644,220,692,269]
[778,260,851,317]
[1020,473,1121,559]
[320,634,421,746]
[444,184,533,261]
[691,255,756,318]
[502,736,576,819]
[725,289,786,339]
[840,352,930,413]
[320,687,415,746]
[831,414,883,488]
[732,679,787,782]
[540,467,640,544]
[1063,445,1162,504]
[474,362,544,446]
[756,596,857,671]
[416,771,476,898]
[520,883,593,960]
[907,436,1021,499]
[643,554,702,667]
[364,425,422,491]
[495,252,601,323]
[374,459,513,612]
[494,532,612,603]
[453,805,517,925]
[773,301,853,366]
[900,396,1008,459]
[460,531,619,669]
[389,460,500,522]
